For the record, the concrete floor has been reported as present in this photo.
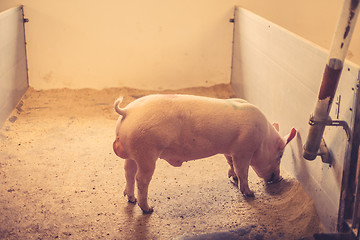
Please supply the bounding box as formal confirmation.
[0,84,320,239]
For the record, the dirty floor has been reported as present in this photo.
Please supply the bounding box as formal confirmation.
[0,84,320,239]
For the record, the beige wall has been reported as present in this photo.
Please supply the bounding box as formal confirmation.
[0,0,359,90]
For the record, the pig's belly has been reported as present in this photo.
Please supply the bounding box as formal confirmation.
[159,143,221,167]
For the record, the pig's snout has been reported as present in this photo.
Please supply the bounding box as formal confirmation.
[266,172,283,184]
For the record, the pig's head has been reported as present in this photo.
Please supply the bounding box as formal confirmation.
[251,123,296,184]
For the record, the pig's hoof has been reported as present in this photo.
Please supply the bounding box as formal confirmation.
[140,206,154,214]
[242,190,255,198]
[244,192,255,198]
[124,192,137,204]
[229,176,238,185]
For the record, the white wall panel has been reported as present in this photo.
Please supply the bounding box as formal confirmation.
[2,0,359,90]
[0,1,235,90]
[231,7,360,232]
[0,6,28,127]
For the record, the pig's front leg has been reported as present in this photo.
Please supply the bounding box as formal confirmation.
[124,159,137,203]
[232,154,255,197]
[136,159,156,214]
[225,155,238,182]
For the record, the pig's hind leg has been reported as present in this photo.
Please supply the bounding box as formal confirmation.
[135,157,157,214]
[124,159,137,203]
[232,153,255,197]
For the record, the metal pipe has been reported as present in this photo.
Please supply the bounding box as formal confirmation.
[303,0,360,160]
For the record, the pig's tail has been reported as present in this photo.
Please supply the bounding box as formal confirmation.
[114,97,126,116]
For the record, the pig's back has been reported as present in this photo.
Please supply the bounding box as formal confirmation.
[122,94,267,142]
[125,94,260,116]
[123,94,268,131]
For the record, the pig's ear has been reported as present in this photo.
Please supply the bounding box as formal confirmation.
[279,128,297,150]
[273,123,280,132]
[284,128,297,145]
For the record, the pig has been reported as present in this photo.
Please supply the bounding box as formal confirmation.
[113,94,296,213]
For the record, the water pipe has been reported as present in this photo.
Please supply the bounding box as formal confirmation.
[303,0,360,161]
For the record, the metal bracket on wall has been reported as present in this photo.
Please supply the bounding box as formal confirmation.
[306,116,352,164]
[309,116,352,142]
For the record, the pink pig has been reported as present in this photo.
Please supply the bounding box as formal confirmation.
[113,94,296,213]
